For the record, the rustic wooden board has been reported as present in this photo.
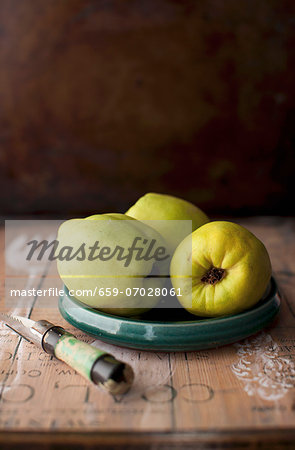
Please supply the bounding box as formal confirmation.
[0,217,295,448]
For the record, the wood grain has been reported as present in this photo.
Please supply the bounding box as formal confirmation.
[0,217,295,448]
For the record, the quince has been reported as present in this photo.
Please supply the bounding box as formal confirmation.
[126,193,209,253]
[170,221,272,317]
[57,213,169,316]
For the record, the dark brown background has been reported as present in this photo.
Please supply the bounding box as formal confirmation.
[0,0,294,217]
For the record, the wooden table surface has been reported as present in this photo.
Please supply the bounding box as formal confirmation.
[0,217,295,449]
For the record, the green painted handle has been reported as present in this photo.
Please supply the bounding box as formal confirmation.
[54,334,106,382]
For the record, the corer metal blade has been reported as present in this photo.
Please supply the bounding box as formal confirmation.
[0,313,54,348]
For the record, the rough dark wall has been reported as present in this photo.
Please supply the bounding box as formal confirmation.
[0,0,294,216]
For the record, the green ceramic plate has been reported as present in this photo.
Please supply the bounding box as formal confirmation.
[58,277,280,351]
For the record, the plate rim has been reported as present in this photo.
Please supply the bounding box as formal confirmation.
[60,276,279,327]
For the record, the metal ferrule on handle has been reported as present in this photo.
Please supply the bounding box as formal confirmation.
[26,320,56,349]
